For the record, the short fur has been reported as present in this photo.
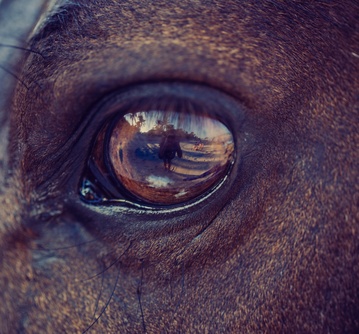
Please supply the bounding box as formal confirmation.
[0,0,358,333]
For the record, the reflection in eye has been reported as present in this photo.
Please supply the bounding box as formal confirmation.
[80,104,234,207]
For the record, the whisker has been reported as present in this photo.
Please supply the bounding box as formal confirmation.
[92,265,106,321]
[0,64,29,90]
[83,253,121,282]
[0,43,45,58]
[83,242,132,281]
[82,264,121,334]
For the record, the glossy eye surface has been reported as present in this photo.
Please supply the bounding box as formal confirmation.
[106,110,234,205]
[80,87,236,208]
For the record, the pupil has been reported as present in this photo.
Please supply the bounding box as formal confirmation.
[108,110,234,205]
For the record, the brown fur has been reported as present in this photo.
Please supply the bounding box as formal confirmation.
[0,0,358,332]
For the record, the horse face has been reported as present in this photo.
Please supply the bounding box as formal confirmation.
[0,0,358,332]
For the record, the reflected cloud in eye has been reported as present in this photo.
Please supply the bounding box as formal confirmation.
[146,175,172,188]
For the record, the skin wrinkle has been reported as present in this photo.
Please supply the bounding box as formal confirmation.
[0,0,358,333]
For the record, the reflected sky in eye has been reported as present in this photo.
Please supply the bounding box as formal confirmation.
[124,110,231,141]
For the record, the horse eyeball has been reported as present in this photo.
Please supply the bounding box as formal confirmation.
[105,110,234,205]
[81,102,235,208]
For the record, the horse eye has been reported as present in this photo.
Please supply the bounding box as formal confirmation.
[79,91,236,209]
